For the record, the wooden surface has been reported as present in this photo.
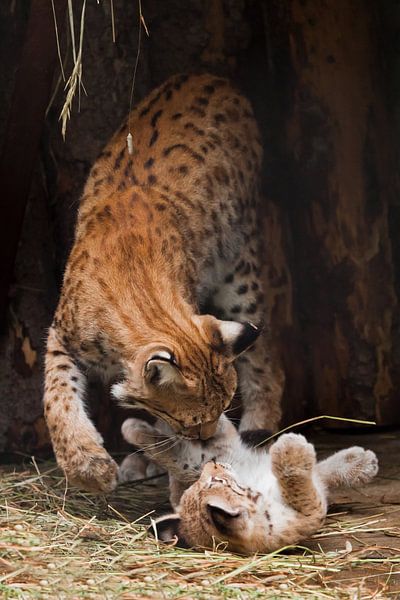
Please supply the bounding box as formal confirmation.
[262,0,400,426]
[0,0,67,329]
[305,428,400,595]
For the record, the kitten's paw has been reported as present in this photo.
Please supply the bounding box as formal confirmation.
[119,453,165,484]
[61,447,118,493]
[119,453,148,483]
[270,433,316,478]
[339,447,379,485]
[121,418,158,448]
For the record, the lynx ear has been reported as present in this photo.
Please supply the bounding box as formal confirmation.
[144,350,181,387]
[217,320,261,357]
[151,514,189,548]
[206,497,242,534]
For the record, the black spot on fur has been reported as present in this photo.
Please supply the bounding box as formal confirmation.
[214,113,226,125]
[195,96,209,106]
[139,105,150,118]
[237,284,248,295]
[189,105,206,118]
[242,263,251,276]
[149,130,159,147]
[144,157,155,169]
[163,144,204,163]
[240,429,273,449]
[113,148,125,170]
[230,305,241,314]
[246,303,257,315]
[151,109,163,128]
[203,84,215,95]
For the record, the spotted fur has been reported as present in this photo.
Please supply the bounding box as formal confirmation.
[121,416,378,553]
[43,73,283,492]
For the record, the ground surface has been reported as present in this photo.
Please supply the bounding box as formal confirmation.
[0,428,399,599]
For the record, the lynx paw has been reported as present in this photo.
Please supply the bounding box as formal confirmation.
[270,433,316,478]
[61,448,118,493]
[338,447,379,486]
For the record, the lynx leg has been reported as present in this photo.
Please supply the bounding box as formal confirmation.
[317,447,378,489]
[213,247,283,432]
[44,327,118,493]
[270,433,326,517]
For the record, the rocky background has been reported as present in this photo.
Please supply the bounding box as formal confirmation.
[1,0,399,456]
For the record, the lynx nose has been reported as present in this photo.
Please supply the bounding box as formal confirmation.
[200,420,218,440]
[182,420,218,440]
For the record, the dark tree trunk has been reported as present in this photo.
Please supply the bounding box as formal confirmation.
[262,0,400,425]
[1,0,399,456]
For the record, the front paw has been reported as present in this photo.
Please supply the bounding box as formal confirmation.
[270,433,316,478]
[119,453,148,483]
[121,417,158,448]
[59,447,118,493]
[119,453,165,484]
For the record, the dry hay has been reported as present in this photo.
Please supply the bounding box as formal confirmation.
[0,459,399,599]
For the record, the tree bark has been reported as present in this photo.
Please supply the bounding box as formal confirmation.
[0,0,67,329]
[262,0,400,425]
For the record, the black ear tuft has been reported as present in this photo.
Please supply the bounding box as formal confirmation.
[232,321,261,356]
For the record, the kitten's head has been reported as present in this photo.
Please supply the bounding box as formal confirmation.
[153,462,272,553]
[112,316,260,440]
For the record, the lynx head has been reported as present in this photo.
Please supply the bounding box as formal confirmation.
[153,461,271,553]
[112,316,260,440]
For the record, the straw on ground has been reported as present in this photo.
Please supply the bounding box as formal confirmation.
[0,460,398,599]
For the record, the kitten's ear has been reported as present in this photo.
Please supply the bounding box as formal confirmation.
[206,497,242,533]
[217,320,261,357]
[151,514,189,548]
[144,350,182,387]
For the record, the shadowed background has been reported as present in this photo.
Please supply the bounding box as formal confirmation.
[1,0,399,457]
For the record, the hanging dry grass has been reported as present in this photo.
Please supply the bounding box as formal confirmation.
[1,460,399,599]
[51,0,149,139]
